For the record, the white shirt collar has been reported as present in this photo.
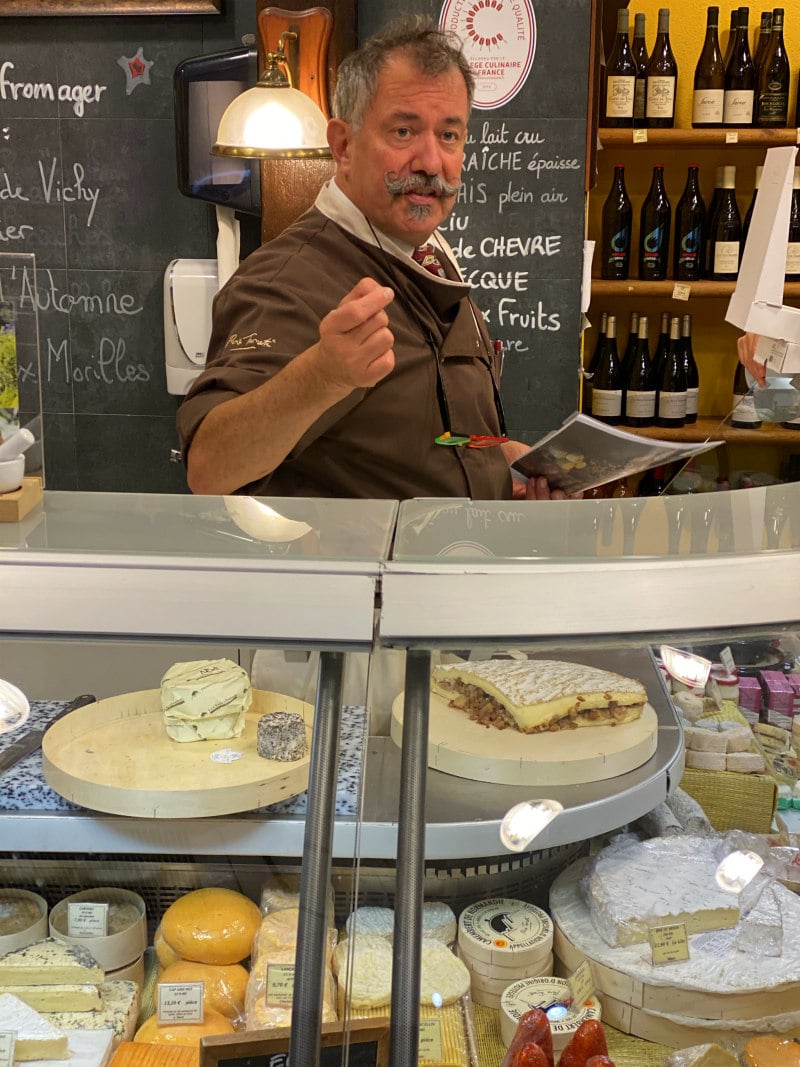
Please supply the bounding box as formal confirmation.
[314,179,464,283]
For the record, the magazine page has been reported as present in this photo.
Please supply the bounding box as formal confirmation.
[511,412,722,494]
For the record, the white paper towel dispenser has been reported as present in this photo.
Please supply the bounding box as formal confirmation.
[163,258,219,395]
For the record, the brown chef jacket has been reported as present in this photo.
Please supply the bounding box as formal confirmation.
[178,194,511,500]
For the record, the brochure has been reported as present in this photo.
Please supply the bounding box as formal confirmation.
[511,412,722,495]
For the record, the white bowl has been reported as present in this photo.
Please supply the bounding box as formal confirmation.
[50,887,147,972]
[0,889,48,953]
[0,457,24,494]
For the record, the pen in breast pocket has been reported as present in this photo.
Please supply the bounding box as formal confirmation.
[493,339,504,377]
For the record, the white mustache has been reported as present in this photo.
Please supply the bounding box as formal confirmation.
[384,172,460,198]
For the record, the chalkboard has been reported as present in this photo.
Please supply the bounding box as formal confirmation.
[360,0,592,445]
[0,4,260,491]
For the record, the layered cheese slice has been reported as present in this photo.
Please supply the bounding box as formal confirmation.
[431,659,647,733]
[0,938,103,986]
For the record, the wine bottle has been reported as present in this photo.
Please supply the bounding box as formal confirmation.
[623,315,656,427]
[708,165,742,279]
[646,8,678,128]
[786,166,800,281]
[590,313,623,424]
[703,166,724,275]
[639,164,671,280]
[603,8,636,127]
[681,313,700,424]
[731,360,761,428]
[742,164,763,250]
[601,165,633,279]
[653,310,671,379]
[723,8,740,69]
[638,465,668,496]
[693,6,725,127]
[753,10,773,74]
[755,7,789,127]
[673,165,706,280]
[656,316,687,428]
[632,13,650,127]
[583,311,608,413]
[622,310,639,376]
[724,7,756,126]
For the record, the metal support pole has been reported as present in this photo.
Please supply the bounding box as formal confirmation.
[288,650,345,1066]
[388,648,432,1067]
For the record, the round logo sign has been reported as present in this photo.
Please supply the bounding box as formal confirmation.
[440,0,537,110]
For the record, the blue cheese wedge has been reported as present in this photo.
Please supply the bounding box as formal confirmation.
[432,659,646,733]
[161,659,251,742]
[1,983,102,1012]
[42,980,139,1047]
[0,993,69,1060]
[0,938,103,986]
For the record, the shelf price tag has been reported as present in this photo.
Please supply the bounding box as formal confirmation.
[633,129,648,144]
[725,131,739,143]
[672,284,691,301]
[266,964,295,1004]
[67,902,108,937]
[418,1019,443,1062]
[796,128,800,145]
[567,959,595,1005]
[649,922,690,965]
[157,982,204,1024]
[0,1031,15,1067]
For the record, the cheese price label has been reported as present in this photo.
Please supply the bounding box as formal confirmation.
[649,923,690,965]
[567,959,595,1005]
[266,964,295,1005]
[418,1019,443,1062]
[157,982,204,1024]
[0,1031,15,1067]
[67,901,108,937]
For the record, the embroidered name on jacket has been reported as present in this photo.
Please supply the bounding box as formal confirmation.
[225,332,276,351]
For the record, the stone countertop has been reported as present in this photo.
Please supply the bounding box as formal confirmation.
[0,700,366,817]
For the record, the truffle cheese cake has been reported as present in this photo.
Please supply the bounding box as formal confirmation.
[431,659,647,733]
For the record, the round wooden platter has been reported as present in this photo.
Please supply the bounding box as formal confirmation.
[42,689,313,819]
[390,692,658,786]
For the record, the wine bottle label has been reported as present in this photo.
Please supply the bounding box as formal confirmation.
[625,390,656,417]
[723,89,754,124]
[713,241,740,274]
[634,80,647,119]
[606,76,635,118]
[757,89,789,122]
[732,394,760,424]
[646,77,676,118]
[692,90,724,124]
[592,389,623,417]
[677,226,702,273]
[786,243,800,274]
[657,391,687,418]
[686,387,700,417]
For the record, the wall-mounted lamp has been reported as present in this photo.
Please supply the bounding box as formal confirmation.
[213,31,332,160]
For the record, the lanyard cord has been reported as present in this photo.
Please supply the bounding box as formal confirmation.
[363,218,507,438]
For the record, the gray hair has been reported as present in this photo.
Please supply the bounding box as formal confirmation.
[333,15,474,130]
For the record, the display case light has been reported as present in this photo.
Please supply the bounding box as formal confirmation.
[500,799,563,852]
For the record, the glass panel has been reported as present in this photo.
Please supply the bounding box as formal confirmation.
[0,492,397,561]
[0,252,44,483]
[393,483,800,561]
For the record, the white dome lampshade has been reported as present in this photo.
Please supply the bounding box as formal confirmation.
[212,41,331,159]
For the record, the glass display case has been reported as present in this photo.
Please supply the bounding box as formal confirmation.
[0,485,798,1066]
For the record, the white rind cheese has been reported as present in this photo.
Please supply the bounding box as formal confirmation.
[1,983,102,1012]
[583,837,740,947]
[41,980,139,1047]
[161,659,251,742]
[432,659,646,733]
[0,938,103,986]
[0,993,69,1061]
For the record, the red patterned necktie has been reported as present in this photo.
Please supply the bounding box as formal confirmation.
[412,243,447,278]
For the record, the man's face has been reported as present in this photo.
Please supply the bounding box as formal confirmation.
[330,52,468,245]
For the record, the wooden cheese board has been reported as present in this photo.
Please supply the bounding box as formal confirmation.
[42,689,313,818]
[391,693,658,786]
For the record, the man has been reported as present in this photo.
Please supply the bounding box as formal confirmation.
[178,16,563,501]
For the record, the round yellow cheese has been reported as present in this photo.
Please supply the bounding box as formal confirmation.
[743,1037,800,1067]
[153,923,182,968]
[158,960,248,1020]
[133,1009,234,1046]
[161,888,262,965]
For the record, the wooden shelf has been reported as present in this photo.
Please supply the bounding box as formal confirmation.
[623,417,800,444]
[591,280,800,299]
[599,127,800,147]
